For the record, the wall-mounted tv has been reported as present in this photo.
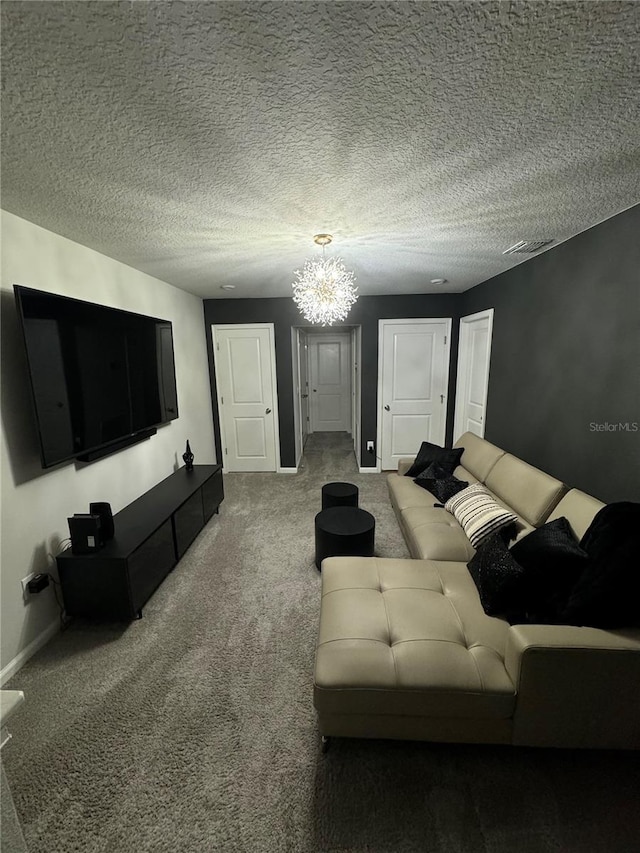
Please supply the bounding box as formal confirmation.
[14,285,179,468]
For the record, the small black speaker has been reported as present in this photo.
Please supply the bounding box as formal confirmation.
[68,514,104,555]
[89,502,114,540]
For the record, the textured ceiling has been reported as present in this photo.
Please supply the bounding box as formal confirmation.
[2,1,639,299]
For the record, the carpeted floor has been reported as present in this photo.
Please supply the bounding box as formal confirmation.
[3,433,639,853]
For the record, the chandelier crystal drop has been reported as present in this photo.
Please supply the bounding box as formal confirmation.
[292,234,358,325]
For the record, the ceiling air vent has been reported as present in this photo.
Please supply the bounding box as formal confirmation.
[503,239,554,256]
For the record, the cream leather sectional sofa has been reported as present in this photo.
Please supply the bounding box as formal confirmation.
[313,432,640,750]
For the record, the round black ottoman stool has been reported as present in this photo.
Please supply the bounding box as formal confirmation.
[321,481,359,510]
[314,506,375,570]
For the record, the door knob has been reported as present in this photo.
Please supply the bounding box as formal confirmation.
[302,394,308,399]
[384,404,390,411]
[265,408,271,414]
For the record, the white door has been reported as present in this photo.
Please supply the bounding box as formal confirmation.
[212,324,279,472]
[453,309,494,442]
[379,319,452,470]
[309,334,351,432]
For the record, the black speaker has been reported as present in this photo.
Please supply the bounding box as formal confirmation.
[89,502,114,540]
[68,514,104,555]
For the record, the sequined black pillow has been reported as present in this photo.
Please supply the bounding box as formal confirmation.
[405,442,463,478]
[414,462,468,503]
[509,517,589,622]
[467,533,526,617]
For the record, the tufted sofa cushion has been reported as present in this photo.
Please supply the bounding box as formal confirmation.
[314,557,516,720]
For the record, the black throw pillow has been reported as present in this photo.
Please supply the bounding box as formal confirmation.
[405,442,463,478]
[560,502,640,628]
[414,461,468,503]
[467,533,526,618]
[509,517,589,623]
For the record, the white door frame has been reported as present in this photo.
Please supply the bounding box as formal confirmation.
[211,323,284,473]
[292,327,309,469]
[453,308,494,443]
[375,318,453,473]
[291,327,302,469]
[351,326,362,465]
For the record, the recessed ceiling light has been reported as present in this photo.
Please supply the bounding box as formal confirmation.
[430,278,448,285]
[220,284,236,291]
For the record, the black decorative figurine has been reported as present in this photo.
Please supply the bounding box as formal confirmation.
[183,440,194,471]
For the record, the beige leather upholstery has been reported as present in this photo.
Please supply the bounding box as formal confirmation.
[316,433,640,750]
[453,431,505,481]
[398,508,475,561]
[388,432,556,561]
[452,465,480,486]
[484,453,566,527]
[547,489,605,540]
[505,624,640,749]
[315,713,513,744]
[396,458,415,477]
[315,557,515,720]
[387,473,439,513]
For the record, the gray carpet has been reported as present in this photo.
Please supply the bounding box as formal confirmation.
[3,433,639,853]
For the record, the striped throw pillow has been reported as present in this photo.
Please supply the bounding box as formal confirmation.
[445,483,518,548]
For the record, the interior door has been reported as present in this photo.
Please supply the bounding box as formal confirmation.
[309,334,351,432]
[453,309,494,442]
[213,325,278,472]
[379,319,451,470]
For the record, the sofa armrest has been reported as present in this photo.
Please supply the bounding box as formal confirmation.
[505,624,640,749]
[397,458,415,476]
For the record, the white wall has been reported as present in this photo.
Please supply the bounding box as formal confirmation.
[0,211,216,681]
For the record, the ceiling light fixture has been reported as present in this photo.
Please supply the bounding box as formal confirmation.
[292,234,358,326]
[220,284,236,291]
[430,278,448,285]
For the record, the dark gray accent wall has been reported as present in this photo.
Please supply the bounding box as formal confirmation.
[460,204,640,503]
[203,295,460,469]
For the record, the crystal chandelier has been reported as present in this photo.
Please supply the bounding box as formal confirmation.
[292,234,358,325]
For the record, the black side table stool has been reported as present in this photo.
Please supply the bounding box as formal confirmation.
[321,482,359,510]
[314,506,375,570]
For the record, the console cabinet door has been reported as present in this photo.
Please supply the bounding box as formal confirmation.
[128,519,176,614]
[173,491,205,558]
[202,470,224,521]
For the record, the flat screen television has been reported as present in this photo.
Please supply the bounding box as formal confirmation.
[14,285,179,468]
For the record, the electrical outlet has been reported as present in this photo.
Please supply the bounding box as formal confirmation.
[366,441,374,453]
[21,573,37,603]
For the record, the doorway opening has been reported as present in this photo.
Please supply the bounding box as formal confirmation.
[292,325,361,470]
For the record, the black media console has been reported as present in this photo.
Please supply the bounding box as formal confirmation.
[57,465,223,620]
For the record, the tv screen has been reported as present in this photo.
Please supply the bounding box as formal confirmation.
[14,286,179,468]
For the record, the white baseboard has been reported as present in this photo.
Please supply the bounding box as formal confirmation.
[278,467,298,474]
[359,465,381,474]
[0,619,60,686]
